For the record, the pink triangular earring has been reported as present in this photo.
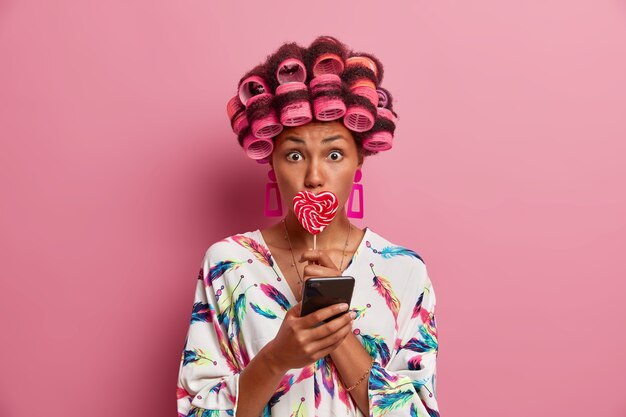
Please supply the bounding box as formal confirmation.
[347,168,364,218]
[264,169,283,216]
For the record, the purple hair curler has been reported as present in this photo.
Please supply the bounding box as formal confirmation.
[275,82,313,126]
[312,53,345,77]
[246,93,283,138]
[242,132,274,160]
[362,131,393,151]
[276,58,307,84]
[310,74,346,121]
[238,75,270,106]
[376,89,389,108]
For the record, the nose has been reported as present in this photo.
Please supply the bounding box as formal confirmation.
[304,158,324,191]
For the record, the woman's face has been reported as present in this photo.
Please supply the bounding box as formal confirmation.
[271,121,363,215]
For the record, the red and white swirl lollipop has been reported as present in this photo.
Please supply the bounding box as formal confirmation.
[293,190,339,248]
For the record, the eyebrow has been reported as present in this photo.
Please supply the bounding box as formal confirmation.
[284,135,344,144]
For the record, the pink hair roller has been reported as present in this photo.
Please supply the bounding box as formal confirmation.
[238,75,270,106]
[226,95,243,119]
[275,82,313,126]
[310,74,346,121]
[231,112,249,135]
[312,53,345,77]
[362,131,393,151]
[343,106,375,132]
[313,97,346,121]
[349,79,378,107]
[345,56,379,107]
[276,58,307,84]
[377,107,397,123]
[345,56,379,79]
[246,93,283,138]
[242,132,274,160]
[309,73,341,93]
[226,96,249,134]
[351,86,378,107]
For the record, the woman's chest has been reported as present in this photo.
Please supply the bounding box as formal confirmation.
[216,262,408,361]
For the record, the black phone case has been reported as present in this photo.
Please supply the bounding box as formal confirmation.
[300,276,355,323]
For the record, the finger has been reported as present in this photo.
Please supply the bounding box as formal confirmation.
[309,322,353,356]
[314,340,343,360]
[300,250,337,269]
[286,301,302,318]
[300,250,322,267]
[299,249,319,262]
[308,310,355,340]
[298,303,349,328]
[303,264,339,279]
[316,251,336,268]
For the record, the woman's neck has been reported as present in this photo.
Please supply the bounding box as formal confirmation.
[282,211,353,251]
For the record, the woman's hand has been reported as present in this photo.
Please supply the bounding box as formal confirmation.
[262,300,356,373]
[299,249,342,279]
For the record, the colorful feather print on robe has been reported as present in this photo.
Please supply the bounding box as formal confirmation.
[176,227,440,417]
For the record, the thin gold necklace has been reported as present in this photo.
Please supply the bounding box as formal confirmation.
[281,218,352,285]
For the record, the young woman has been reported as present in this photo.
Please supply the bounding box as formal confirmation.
[176,36,440,417]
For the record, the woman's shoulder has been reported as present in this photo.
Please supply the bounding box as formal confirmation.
[365,228,427,267]
[201,229,265,263]
[364,228,430,284]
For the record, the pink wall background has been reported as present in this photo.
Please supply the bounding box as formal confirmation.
[2,1,625,416]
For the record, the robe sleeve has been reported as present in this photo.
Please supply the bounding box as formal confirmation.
[367,260,440,417]
[176,249,241,417]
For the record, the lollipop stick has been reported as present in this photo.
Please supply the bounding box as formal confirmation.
[313,234,316,250]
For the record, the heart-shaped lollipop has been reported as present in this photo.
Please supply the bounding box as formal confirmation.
[293,190,339,235]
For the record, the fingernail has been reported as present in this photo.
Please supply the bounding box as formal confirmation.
[349,312,357,319]
[339,304,349,311]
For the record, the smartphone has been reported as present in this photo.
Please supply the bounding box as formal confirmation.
[300,276,355,324]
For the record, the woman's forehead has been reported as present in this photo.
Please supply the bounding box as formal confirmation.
[276,122,353,143]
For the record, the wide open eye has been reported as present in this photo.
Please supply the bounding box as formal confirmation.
[287,151,303,162]
[328,150,344,161]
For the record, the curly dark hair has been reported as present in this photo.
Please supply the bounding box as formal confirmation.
[227,35,398,162]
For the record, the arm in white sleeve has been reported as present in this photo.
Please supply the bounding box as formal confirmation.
[367,261,440,417]
[176,252,241,417]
